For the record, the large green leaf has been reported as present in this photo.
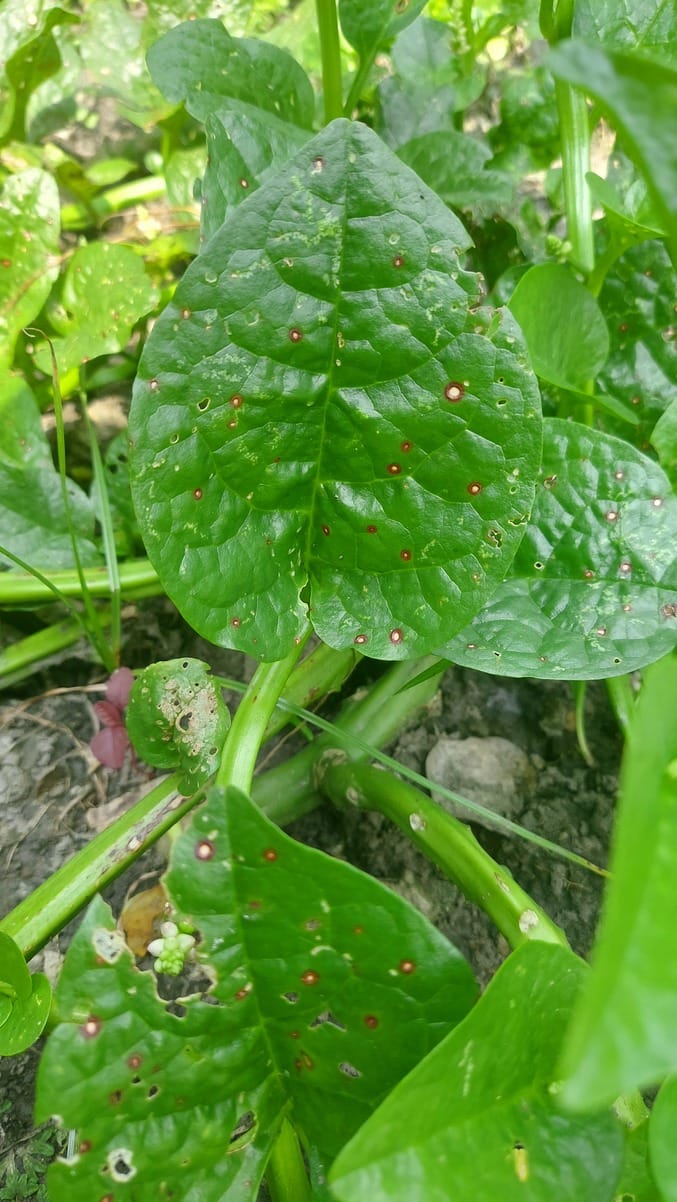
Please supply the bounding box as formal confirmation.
[0,168,61,369]
[0,377,100,570]
[33,241,159,388]
[442,419,677,679]
[649,1076,677,1201]
[36,787,476,1200]
[338,0,428,59]
[147,18,315,129]
[397,131,513,216]
[509,263,610,392]
[330,943,623,1202]
[129,119,542,662]
[573,0,677,66]
[547,40,677,260]
[560,654,677,1108]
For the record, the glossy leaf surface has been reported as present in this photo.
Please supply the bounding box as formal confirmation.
[330,943,623,1202]
[339,0,427,58]
[34,241,158,385]
[548,40,677,258]
[443,419,677,679]
[560,654,677,1107]
[649,1076,677,1201]
[126,658,231,794]
[0,378,100,571]
[129,119,542,662]
[509,263,609,392]
[36,787,476,1200]
[0,168,60,369]
[573,0,677,65]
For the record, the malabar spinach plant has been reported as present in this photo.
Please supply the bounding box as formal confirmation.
[1,0,677,1199]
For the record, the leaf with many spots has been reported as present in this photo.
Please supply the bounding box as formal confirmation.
[0,377,101,571]
[0,168,60,369]
[35,786,476,1199]
[442,419,677,679]
[329,943,623,1202]
[125,659,231,795]
[33,241,159,391]
[129,119,542,662]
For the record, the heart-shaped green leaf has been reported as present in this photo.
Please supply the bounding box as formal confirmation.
[0,168,61,369]
[330,943,623,1202]
[0,377,101,571]
[0,934,52,1055]
[129,119,542,662]
[125,658,231,794]
[36,787,476,1200]
[33,241,158,388]
[443,419,677,679]
[560,654,677,1108]
[339,0,427,58]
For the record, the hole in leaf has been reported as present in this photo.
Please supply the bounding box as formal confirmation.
[147,1085,160,1099]
[310,1010,346,1031]
[282,992,299,1004]
[229,1111,257,1153]
[338,1061,362,1078]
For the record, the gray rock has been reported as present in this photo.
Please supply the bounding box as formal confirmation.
[425,735,535,827]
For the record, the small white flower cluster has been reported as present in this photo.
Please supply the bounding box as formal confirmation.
[147,922,196,976]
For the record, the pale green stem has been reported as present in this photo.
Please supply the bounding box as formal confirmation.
[555,78,594,275]
[0,558,160,604]
[316,0,344,122]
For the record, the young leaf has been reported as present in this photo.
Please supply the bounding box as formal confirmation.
[35,787,476,1199]
[559,654,677,1107]
[129,119,542,662]
[0,933,52,1056]
[442,419,677,679]
[509,263,610,392]
[547,41,677,260]
[0,168,61,369]
[649,1076,677,1201]
[339,0,427,59]
[33,242,159,386]
[0,378,100,571]
[329,943,623,1202]
[125,658,231,794]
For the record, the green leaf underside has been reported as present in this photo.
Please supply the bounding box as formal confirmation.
[34,242,159,380]
[129,119,542,662]
[650,1076,677,1201]
[338,0,428,59]
[0,168,61,369]
[36,787,476,1200]
[509,264,610,393]
[329,943,623,1202]
[560,655,677,1108]
[442,419,677,679]
[547,41,677,259]
[126,658,231,794]
[0,378,101,571]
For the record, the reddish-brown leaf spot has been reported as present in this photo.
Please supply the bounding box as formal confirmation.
[109,1089,123,1105]
[400,549,411,561]
[231,617,242,628]
[300,970,320,986]
[398,959,416,974]
[80,1016,102,1038]
[321,525,331,536]
[366,524,378,533]
[364,1014,379,1028]
[230,394,243,408]
[467,482,482,496]
[389,629,404,644]
[400,441,412,452]
[80,1141,92,1153]
[128,1054,143,1070]
[239,178,249,189]
[263,848,278,862]
[194,839,215,861]
[354,634,368,645]
[289,328,303,342]
[393,255,404,268]
[193,488,203,500]
[149,378,159,392]
[387,463,401,475]
[444,381,464,402]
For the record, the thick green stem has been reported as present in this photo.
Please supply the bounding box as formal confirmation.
[0,774,192,960]
[252,657,442,824]
[0,557,160,605]
[555,78,594,275]
[216,630,311,793]
[316,0,344,122]
[319,760,568,950]
[0,618,85,687]
[263,643,358,739]
[265,1117,312,1202]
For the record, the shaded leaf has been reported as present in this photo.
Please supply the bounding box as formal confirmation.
[126,658,231,794]
[36,787,476,1198]
[616,1121,660,1202]
[649,1076,677,1201]
[397,130,513,215]
[339,0,428,59]
[0,168,60,369]
[330,943,623,1202]
[129,119,542,662]
[0,377,100,571]
[560,654,677,1107]
[586,172,666,244]
[33,241,159,387]
[509,263,610,391]
[442,419,677,679]
[573,0,677,67]
[547,40,677,260]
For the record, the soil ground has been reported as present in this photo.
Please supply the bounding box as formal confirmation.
[0,596,622,1198]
